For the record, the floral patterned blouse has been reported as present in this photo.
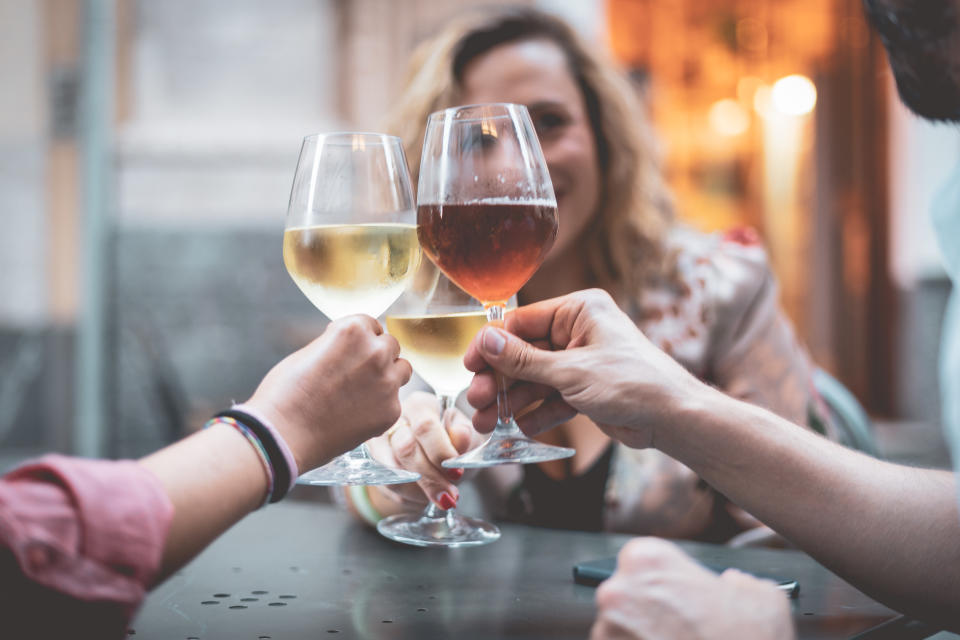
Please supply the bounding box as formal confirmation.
[472,226,837,541]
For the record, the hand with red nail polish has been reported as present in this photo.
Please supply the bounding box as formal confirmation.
[438,492,458,510]
[361,391,482,516]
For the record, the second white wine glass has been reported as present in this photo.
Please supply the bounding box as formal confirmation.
[284,132,421,486]
[378,261,503,547]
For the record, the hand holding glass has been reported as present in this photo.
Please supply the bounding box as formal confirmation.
[416,103,574,468]
[284,132,421,486]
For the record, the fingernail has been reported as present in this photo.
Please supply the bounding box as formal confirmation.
[483,327,506,355]
[438,492,457,510]
[447,468,464,480]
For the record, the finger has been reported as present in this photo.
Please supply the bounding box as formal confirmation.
[467,377,555,420]
[336,314,383,336]
[515,394,578,437]
[466,369,499,407]
[379,333,402,361]
[618,537,699,573]
[593,582,641,640]
[469,326,567,389]
[390,422,460,509]
[392,357,413,386]
[405,400,462,480]
[464,333,553,373]
[445,408,475,454]
[472,402,497,434]
[500,295,574,343]
[365,433,427,504]
[366,433,401,468]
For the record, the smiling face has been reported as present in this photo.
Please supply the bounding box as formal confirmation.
[458,39,602,262]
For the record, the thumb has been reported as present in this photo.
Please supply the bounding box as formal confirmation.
[477,326,561,387]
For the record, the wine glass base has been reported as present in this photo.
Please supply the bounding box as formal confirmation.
[441,427,575,469]
[297,456,421,487]
[378,510,501,548]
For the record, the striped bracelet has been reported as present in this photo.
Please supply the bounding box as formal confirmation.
[205,416,275,509]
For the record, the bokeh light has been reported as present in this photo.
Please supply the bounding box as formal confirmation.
[771,74,818,116]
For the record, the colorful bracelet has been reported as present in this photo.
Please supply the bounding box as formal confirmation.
[215,408,296,504]
[348,485,384,526]
[205,416,274,508]
[231,403,299,495]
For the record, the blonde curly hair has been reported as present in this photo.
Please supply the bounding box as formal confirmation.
[384,7,675,305]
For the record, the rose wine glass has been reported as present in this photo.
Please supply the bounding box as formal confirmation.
[417,103,574,469]
[378,260,504,546]
[284,132,421,486]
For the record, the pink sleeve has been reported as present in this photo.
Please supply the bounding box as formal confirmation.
[0,454,173,636]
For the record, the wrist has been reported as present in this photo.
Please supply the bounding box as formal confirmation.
[240,398,316,475]
[655,380,732,456]
[209,406,299,503]
[201,421,272,510]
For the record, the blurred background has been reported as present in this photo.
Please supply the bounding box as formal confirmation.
[0,0,954,469]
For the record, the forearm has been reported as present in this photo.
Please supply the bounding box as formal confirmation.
[139,423,268,583]
[659,388,960,625]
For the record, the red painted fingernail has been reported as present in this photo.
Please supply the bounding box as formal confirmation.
[438,492,457,510]
[447,468,464,480]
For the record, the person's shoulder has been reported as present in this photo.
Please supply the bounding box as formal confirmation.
[667,224,771,276]
[664,225,776,313]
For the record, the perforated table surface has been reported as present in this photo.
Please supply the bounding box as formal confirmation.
[133,501,905,639]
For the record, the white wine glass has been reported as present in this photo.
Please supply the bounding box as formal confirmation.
[378,261,503,546]
[284,132,421,486]
[417,103,574,468]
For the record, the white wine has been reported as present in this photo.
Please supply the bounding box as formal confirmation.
[386,311,490,397]
[284,223,421,319]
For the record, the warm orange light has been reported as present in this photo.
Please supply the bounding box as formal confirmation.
[709,99,750,137]
[737,76,764,106]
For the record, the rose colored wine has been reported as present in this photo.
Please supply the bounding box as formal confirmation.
[417,200,558,304]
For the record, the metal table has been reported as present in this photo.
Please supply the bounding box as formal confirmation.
[133,501,906,639]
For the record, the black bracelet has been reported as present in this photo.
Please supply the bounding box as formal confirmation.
[215,409,292,504]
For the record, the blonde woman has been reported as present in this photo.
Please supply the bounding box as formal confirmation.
[353,7,836,541]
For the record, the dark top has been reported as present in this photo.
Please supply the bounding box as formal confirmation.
[507,443,615,532]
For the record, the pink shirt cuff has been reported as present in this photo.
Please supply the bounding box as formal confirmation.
[0,454,173,607]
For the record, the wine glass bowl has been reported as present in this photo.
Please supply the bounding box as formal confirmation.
[417,104,559,306]
[284,132,422,486]
[416,103,574,469]
[284,132,422,321]
[378,260,502,547]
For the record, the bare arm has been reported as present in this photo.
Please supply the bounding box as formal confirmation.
[662,387,960,625]
[143,315,411,582]
[139,424,267,582]
[465,290,960,627]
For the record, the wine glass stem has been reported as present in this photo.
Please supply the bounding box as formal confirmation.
[423,501,457,527]
[344,443,376,462]
[485,304,522,438]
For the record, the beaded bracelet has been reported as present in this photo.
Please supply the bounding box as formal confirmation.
[205,416,275,508]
